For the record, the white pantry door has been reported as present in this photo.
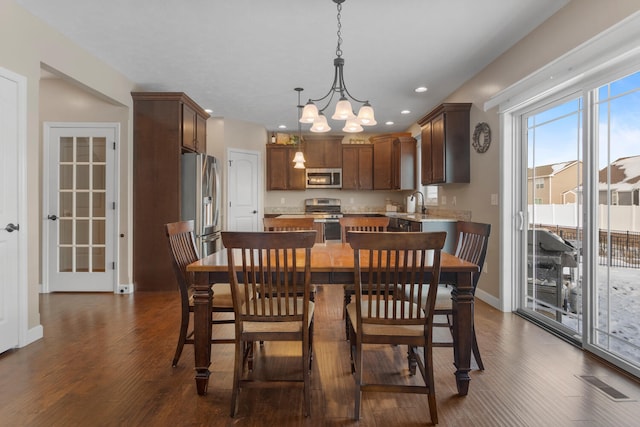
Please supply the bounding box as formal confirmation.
[44,124,117,292]
[0,68,24,353]
[227,149,260,231]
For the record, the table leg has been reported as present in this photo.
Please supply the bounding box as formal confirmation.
[451,271,474,396]
[193,271,212,395]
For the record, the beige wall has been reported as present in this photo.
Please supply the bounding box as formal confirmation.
[434,0,640,303]
[1,0,136,331]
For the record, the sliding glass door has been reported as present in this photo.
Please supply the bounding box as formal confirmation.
[518,69,640,376]
[522,96,583,340]
[590,71,640,369]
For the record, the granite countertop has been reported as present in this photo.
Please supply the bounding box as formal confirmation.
[384,212,458,223]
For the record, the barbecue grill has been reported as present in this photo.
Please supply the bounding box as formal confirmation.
[527,229,578,320]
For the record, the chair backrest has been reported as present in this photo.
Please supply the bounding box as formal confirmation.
[221,231,316,330]
[347,231,446,329]
[263,217,315,231]
[339,216,390,243]
[453,221,491,290]
[165,220,199,303]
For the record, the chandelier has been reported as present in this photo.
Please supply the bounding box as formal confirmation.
[299,0,376,133]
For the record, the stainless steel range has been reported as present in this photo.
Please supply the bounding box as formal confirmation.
[304,198,343,241]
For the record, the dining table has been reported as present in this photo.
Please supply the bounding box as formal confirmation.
[186,241,479,397]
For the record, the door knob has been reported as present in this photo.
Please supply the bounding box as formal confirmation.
[48,214,58,221]
[2,223,19,232]
[252,210,257,214]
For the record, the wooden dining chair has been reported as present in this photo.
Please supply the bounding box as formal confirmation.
[434,221,491,370]
[263,216,315,231]
[340,216,390,338]
[221,230,317,418]
[403,220,490,370]
[165,220,234,367]
[345,231,446,424]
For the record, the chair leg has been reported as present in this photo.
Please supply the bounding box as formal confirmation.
[353,339,363,420]
[407,346,417,376]
[423,344,438,425]
[303,331,311,417]
[230,338,244,417]
[472,326,484,370]
[348,319,356,374]
[343,288,352,339]
[309,318,315,369]
[172,309,190,367]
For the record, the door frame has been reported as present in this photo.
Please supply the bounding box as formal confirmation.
[41,122,120,293]
[0,66,33,348]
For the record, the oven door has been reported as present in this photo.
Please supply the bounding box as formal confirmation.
[323,220,341,241]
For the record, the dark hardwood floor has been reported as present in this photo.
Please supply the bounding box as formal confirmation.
[1,285,638,426]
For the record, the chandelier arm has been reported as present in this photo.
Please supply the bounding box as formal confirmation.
[339,67,369,105]
[307,63,341,111]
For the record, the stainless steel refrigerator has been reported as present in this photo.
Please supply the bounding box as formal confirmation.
[181,153,222,257]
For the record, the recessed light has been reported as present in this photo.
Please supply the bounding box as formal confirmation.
[278,124,287,129]
[204,109,213,114]
[415,86,428,93]
[385,121,394,125]
[401,110,411,115]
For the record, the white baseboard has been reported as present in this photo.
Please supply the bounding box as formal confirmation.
[21,324,44,347]
[475,288,502,312]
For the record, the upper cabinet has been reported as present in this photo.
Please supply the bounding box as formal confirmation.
[370,132,417,191]
[266,144,306,191]
[132,92,210,154]
[418,103,471,185]
[342,144,373,190]
[303,135,343,168]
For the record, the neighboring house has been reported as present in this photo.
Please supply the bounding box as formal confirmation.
[598,155,640,205]
[527,161,582,204]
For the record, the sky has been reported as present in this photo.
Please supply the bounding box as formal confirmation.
[528,69,640,170]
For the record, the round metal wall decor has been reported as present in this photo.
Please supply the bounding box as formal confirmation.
[472,122,491,153]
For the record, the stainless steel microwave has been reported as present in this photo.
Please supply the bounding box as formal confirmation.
[305,168,342,189]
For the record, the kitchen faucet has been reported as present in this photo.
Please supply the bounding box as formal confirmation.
[410,191,426,214]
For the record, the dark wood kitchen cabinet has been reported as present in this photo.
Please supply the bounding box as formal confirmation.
[370,133,417,190]
[266,144,306,190]
[418,103,471,185]
[131,92,210,291]
[342,144,373,190]
[302,135,343,168]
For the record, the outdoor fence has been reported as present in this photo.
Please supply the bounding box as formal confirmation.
[532,223,640,268]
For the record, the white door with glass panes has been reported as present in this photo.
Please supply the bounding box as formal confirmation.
[44,123,117,292]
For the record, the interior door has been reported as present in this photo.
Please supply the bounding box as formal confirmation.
[45,124,117,292]
[0,68,22,353]
[227,149,259,232]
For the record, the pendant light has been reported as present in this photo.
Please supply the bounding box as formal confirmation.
[293,88,306,169]
[299,0,376,133]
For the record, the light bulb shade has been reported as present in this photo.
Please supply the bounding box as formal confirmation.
[331,98,356,120]
[292,151,306,163]
[357,103,377,126]
[293,161,306,169]
[299,102,318,123]
[342,119,363,133]
[310,113,331,133]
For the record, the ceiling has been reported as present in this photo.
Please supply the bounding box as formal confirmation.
[19,0,568,135]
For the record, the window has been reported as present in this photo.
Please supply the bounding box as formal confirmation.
[535,179,544,189]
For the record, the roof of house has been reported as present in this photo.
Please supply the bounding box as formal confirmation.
[527,160,580,178]
[598,155,640,192]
